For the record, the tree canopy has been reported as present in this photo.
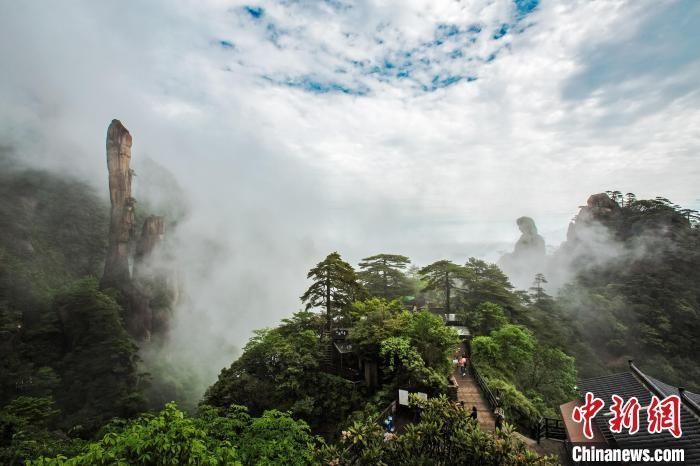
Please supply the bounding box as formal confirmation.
[418,260,463,313]
[300,252,363,329]
[357,254,412,300]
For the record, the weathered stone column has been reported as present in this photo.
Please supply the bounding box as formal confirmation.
[101,119,135,289]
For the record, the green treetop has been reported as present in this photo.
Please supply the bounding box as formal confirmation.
[357,253,411,300]
[300,252,363,330]
[418,260,463,313]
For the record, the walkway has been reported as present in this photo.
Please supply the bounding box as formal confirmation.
[453,365,564,459]
[453,366,496,432]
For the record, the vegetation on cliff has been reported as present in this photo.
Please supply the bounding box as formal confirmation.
[1,154,698,464]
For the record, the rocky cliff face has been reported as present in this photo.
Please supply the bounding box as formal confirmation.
[565,193,622,244]
[499,193,625,292]
[100,120,174,341]
[101,119,135,289]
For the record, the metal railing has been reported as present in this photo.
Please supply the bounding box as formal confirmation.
[533,417,566,443]
[630,359,700,419]
[469,363,499,411]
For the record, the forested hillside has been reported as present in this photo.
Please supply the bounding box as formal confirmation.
[555,194,700,389]
[0,155,145,462]
[1,147,698,465]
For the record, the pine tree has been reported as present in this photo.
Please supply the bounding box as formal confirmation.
[418,260,463,313]
[301,252,362,330]
[529,273,549,302]
[357,254,411,300]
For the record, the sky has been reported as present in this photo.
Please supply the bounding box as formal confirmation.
[1,0,699,386]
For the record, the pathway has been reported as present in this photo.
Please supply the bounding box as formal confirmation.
[452,365,565,459]
[453,366,496,432]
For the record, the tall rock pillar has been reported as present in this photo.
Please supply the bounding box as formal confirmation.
[101,119,135,289]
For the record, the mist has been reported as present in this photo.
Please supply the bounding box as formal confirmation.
[2,1,699,403]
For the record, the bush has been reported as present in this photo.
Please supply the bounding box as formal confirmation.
[317,395,558,465]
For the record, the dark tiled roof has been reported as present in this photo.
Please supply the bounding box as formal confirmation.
[648,375,700,406]
[577,369,700,465]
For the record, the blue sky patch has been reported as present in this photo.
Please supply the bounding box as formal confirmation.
[264,75,370,96]
[514,0,539,17]
[244,6,264,19]
[323,0,352,12]
[423,75,478,92]
[235,3,502,95]
[218,40,234,49]
[493,24,509,40]
[266,23,283,46]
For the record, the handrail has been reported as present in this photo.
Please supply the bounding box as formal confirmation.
[378,400,397,422]
[629,360,666,399]
[629,360,700,418]
[469,363,499,411]
[678,388,700,419]
[533,417,566,443]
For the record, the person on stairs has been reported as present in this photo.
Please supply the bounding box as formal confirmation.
[494,407,504,430]
[469,406,478,422]
[459,355,467,377]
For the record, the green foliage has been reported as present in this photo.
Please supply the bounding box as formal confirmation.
[354,304,458,393]
[317,395,558,465]
[29,403,240,465]
[203,312,362,431]
[418,260,464,312]
[206,302,459,433]
[467,302,508,336]
[0,164,108,308]
[347,299,405,359]
[52,278,145,431]
[472,325,536,380]
[0,277,145,462]
[528,273,549,302]
[300,252,364,329]
[380,336,442,390]
[460,258,521,317]
[238,410,316,465]
[483,378,541,428]
[30,403,318,465]
[554,195,700,390]
[472,325,577,427]
[401,310,459,376]
[357,254,412,300]
[0,396,84,465]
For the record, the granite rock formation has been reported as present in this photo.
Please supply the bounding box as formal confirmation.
[566,193,622,244]
[100,120,174,341]
[101,119,135,289]
[498,216,547,289]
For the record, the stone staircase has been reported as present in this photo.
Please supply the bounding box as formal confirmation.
[453,366,496,432]
[318,332,335,371]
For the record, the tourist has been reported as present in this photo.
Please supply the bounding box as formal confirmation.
[495,413,504,430]
[384,415,395,433]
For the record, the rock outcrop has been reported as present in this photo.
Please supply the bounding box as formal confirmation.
[100,120,173,341]
[513,217,546,258]
[101,119,135,289]
[566,193,622,243]
[498,216,546,288]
